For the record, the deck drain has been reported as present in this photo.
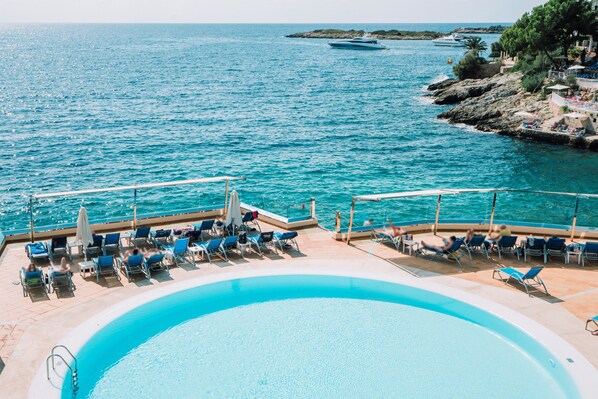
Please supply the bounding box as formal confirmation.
[566,358,574,363]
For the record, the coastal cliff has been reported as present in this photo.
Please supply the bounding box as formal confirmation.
[427,73,597,150]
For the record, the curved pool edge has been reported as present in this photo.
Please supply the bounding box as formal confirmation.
[30,266,598,399]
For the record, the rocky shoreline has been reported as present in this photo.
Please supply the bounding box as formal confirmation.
[426,73,598,150]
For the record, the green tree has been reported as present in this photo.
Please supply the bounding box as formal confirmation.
[464,36,488,55]
[453,52,486,80]
[501,0,598,66]
[489,41,504,58]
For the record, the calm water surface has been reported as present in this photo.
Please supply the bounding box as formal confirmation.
[1,24,597,231]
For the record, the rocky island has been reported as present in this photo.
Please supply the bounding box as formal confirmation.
[286,26,507,40]
[427,73,598,151]
[286,29,443,40]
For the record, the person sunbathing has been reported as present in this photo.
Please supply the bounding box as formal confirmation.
[421,236,456,252]
[386,219,406,238]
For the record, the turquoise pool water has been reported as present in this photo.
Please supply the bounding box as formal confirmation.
[2,24,598,232]
[66,275,577,399]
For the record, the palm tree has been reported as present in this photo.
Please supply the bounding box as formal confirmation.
[464,36,488,56]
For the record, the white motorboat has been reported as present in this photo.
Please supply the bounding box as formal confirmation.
[432,34,467,47]
[328,37,387,50]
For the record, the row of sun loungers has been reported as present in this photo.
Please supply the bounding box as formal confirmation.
[21,219,300,296]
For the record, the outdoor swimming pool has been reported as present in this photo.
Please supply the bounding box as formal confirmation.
[57,274,588,398]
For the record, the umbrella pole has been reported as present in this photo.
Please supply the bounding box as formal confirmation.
[29,195,35,243]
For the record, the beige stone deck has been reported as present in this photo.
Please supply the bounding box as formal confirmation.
[0,222,597,398]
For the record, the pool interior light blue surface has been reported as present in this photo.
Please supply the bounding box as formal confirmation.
[65,275,580,399]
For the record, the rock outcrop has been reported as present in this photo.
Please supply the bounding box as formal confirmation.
[286,29,443,40]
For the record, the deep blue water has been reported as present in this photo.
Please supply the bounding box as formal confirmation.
[1,23,598,232]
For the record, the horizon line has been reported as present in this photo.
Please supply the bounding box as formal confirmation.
[0,21,515,25]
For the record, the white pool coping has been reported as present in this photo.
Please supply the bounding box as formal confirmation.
[30,265,598,399]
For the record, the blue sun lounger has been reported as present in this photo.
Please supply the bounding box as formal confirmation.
[151,229,172,248]
[131,226,152,248]
[463,235,489,261]
[274,231,299,253]
[94,255,119,283]
[493,266,548,297]
[47,265,74,294]
[419,238,465,267]
[85,234,104,260]
[495,235,520,260]
[192,220,216,240]
[119,254,146,282]
[249,232,278,256]
[104,233,122,255]
[50,236,71,261]
[144,254,169,278]
[164,238,194,267]
[194,238,225,263]
[546,237,566,263]
[586,315,598,333]
[582,242,598,267]
[370,231,401,252]
[20,267,47,297]
[25,242,50,262]
[522,237,546,263]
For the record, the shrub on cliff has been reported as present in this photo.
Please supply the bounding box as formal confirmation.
[453,53,487,80]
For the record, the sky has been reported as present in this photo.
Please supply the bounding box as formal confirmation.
[0,0,547,23]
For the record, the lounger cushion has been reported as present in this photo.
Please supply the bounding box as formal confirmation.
[27,243,48,255]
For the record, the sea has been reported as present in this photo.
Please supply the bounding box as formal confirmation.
[1,23,598,232]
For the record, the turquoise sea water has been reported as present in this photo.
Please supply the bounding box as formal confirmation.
[70,275,574,399]
[1,23,598,231]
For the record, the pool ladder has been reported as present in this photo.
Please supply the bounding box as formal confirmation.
[46,345,79,396]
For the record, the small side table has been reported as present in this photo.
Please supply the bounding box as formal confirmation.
[188,246,204,263]
[68,241,83,257]
[237,242,253,259]
[79,261,96,278]
[566,250,583,266]
[402,240,420,256]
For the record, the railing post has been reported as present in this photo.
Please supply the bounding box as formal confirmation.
[570,196,580,241]
[488,192,497,234]
[223,180,230,216]
[335,211,341,233]
[29,195,35,243]
[132,189,138,230]
[433,194,442,235]
[310,197,316,219]
[346,200,355,244]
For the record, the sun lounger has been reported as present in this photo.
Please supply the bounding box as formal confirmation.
[370,231,401,252]
[242,211,261,232]
[220,235,240,260]
[493,266,548,297]
[20,267,47,297]
[151,229,172,248]
[194,238,226,263]
[85,234,104,260]
[546,237,566,262]
[248,232,277,256]
[119,254,146,282]
[49,236,71,261]
[586,315,598,334]
[103,233,122,255]
[522,237,546,263]
[192,220,216,240]
[94,255,119,283]
[25,242,50,262]
[131,226,152,248]
[494,235,520,260]
[418,238,465,267]
[164,238,194,267]
[144,254,169,278]
[463,235,489,261]
[47,266,74,294]
[582,242,598,267]
[274,231,299,253]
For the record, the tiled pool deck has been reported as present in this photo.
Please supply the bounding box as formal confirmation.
[0,221,597,398]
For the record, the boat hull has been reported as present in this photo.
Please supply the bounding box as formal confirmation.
[328,42,387,50]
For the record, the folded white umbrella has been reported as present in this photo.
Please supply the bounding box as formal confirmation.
[225,190,243,227]
[76,206,93,246]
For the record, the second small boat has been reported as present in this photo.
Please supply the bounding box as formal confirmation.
[328,37,387,50]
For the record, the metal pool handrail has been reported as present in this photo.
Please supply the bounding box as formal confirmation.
[27,176,246,242]
[346,188,598,243]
